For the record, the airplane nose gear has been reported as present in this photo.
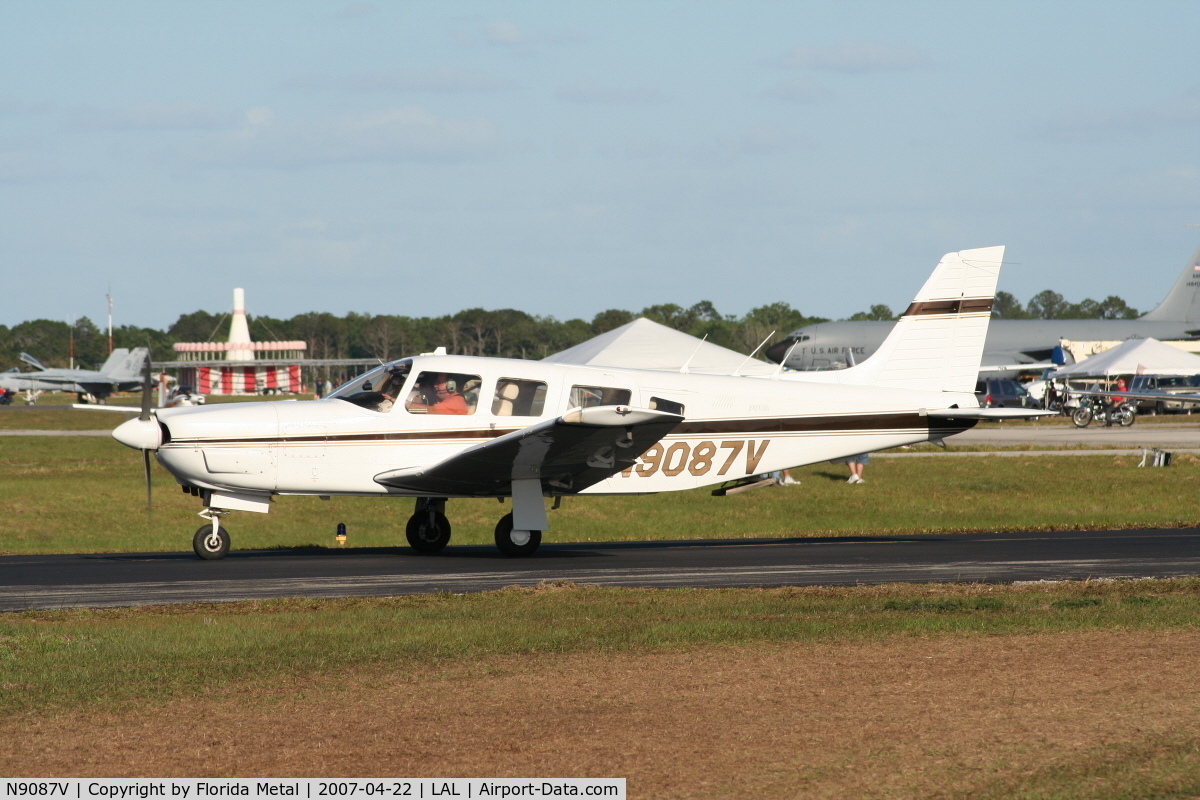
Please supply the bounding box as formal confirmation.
[194,508,231,560]
[494,513,542,557]
[406,497,452,553]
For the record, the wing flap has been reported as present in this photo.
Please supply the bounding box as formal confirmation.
[374,405,683,496]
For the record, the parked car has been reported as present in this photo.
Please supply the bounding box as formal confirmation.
[975,379,1034,408]
[1127,375,1200,414]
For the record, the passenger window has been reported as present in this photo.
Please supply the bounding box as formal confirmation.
[569,385,632,409]
[405,371,481,415]
[492,379,548,416]
[649,396,685,415]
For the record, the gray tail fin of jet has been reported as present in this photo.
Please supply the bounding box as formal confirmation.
[100,348,148,379]
[1140,245,1200,322]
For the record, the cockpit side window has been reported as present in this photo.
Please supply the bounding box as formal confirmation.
[649,396,685,415]
[492,379,548,416]
[405,371,481,415]
[568,385,632,409]
[327,359,412,413]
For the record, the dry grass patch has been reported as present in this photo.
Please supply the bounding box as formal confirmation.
[4,630,1200,799]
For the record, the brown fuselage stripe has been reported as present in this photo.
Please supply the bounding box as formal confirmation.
[163,413,974,447]
[901,298,994,317]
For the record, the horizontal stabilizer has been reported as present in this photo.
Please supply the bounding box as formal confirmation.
[374,405,683,496]
[922,408,1054,420]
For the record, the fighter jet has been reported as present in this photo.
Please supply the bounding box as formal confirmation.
[0,348,149,403]
[766,245,1200,374]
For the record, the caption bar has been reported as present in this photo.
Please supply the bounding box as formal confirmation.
[3,782,624,800]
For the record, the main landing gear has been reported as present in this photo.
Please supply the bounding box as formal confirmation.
[405,481,549,557]
[406,497,452,553]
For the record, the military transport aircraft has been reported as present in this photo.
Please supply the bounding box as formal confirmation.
[112,246,1046,560]
[766,245,1200,372]
[0,348,149,403]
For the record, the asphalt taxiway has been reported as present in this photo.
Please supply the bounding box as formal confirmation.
[2,528,1198,611]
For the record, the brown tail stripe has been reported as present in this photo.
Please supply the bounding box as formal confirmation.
[901,297,994,317]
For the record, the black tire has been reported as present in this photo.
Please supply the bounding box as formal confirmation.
[1072,407,1092,428]
[494,513,542,557]
[193,525,230,560]
[406,512,451,553]
[1118,407,1136,427]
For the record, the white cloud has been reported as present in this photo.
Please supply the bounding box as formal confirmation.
[555,82,666,105]
[281,68,511,93]
[0,140,69,184]
[771,43,931,73]
[0,96,51,115]
[1038,90,1200,142]
[335,3,377,18]
[486,21,527,45]
[189,106,501,168]
[456,22,589,48]
[738,126,795,155]
[71,102,230,130]
[763,78,829,104]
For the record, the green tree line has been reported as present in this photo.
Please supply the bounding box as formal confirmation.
[0,289,1141,371]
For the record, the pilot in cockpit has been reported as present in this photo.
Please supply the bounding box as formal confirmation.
[405,372,470,415]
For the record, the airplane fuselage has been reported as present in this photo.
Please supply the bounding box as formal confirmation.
[151,354,977,505]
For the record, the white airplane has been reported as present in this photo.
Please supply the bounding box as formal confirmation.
[113,245,1045,560]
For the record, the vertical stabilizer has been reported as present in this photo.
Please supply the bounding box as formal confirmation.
[101,347,149,380]
[806,246,1003,393]
[1140,245,1200,322]
[97,348,132,375]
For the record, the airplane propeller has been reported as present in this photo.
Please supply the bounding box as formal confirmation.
[140,351,154,517]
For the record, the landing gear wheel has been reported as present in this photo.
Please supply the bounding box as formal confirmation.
[406,512,451,553]
[193,525,230,560]
[1072,408,1093,428]
[494,513,541,557]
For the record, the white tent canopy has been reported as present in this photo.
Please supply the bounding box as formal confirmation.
[1052,337,1200,378]
[542,317,776,376]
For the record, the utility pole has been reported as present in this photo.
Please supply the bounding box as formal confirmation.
[106,287,113,355]
[68,316,75,369]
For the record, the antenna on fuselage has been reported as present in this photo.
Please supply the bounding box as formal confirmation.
[732,330,774,376]
[679,334,708,374]
[769,339,801,380]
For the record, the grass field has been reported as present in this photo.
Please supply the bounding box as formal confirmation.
[3,435,1200,555]
[3,581,1199,796]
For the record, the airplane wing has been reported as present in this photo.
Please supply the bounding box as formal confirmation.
[374,405,684,496]
[71,404,141,413]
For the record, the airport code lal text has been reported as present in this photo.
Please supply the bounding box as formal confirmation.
[3,782,624,800]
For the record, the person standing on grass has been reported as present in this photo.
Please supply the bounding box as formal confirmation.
[832,452,870,484]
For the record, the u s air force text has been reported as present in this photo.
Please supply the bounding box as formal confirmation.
[3,782,625,800]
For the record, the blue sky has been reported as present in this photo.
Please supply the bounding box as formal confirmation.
[3,1,1198,330]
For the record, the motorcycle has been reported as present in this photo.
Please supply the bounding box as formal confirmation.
[0,389,13,405]
[1071,395,1136,428]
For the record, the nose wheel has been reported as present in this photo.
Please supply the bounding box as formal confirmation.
[193,524,230,560]
[494,513,541,557]
[194,507,231,560]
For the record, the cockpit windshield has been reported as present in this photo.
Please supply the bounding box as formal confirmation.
[326,359,413,412]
